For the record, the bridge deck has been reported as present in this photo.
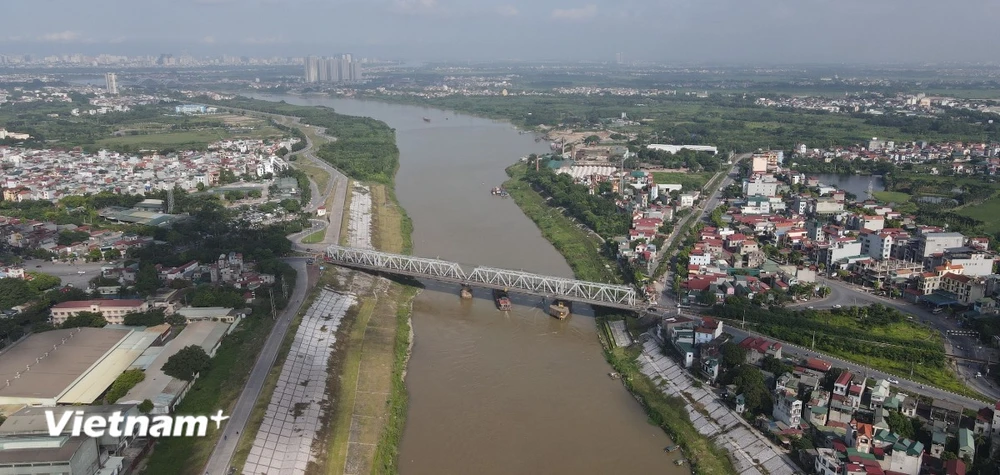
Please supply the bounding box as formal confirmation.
[325,245,645,311]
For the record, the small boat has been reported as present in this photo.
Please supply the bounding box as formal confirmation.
[493,288,512,311]
[422,117,431,122]
[608,372,620,379]
[663,445,679,453]
[674,460,686,466]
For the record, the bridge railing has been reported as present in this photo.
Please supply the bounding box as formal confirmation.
[326,244,638,307]
[467,266,636,307]
[325,245,467,280]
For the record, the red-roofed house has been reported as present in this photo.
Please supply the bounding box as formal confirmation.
[834,371,853,396]
[739,336,782,364]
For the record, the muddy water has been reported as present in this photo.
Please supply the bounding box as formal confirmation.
[254,95,683,475]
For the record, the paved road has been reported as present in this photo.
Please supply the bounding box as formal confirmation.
[203,257,310,475]
[721,323,991,410]
[656,153,748,306]
[27,259,106,288]
[804,276,1000,400]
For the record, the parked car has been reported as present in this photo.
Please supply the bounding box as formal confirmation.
[833,304,843,309]
[887,378,899,384]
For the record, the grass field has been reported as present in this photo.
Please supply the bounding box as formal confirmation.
[957,196,1000,233]
[650,172,714,191]
[872,191,911,204]
[505,163,621,283]
[302,228,326,244]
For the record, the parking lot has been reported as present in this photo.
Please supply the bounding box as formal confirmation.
[24,258,107,289]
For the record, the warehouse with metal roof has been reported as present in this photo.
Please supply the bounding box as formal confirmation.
[0,327,159,406]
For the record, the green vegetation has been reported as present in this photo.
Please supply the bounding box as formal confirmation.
[505,163,621,283]
[372,285,418,474]
[521,159,628,237]
[362,93,1000,152]
[189,285,246,308]
[122,309,168,326]
[650,172,713,191]
[196,96,401,184]
[144,264,295,475]
[0,101,285,153]
[161,345,212,382]
[599,318,736,475]
[61,311,108,329]
[301,228,326,244]
[105,369,146,403]
[711,300,986,399]
[0,278,38,309]
[872,191,912,204]
[957,196,1000,233]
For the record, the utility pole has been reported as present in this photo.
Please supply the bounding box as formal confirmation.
[812,331,816,350]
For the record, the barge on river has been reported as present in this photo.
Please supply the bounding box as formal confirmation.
[493,288,512,311]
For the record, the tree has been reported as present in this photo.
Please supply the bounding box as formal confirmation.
[727,364,772,415]
[87,248,103,262]
[104,248,122,260]
[720,342,748,369]
[25,273,60,292]
[886,410,916,439]
[0,278,37,308]
[105,368,145,403]
[123,309,166,326]
[196,182,206,192]
[584,135,601,145]
[698,288,718,306]
[248,189,262,199]
[138,399,154,414]
[162,345,212,382]
[818,286,831,298]
[761,356,793,376]
[62,311,107,328]
[134,263,160,296]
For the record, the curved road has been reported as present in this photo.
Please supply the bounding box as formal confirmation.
[203,110,350,474]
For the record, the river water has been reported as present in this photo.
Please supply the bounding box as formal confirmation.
[254,94,680,474]
[812,174,884,200]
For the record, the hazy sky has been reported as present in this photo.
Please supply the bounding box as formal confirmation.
[5,0,1000,63]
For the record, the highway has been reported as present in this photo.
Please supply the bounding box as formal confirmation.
[203,257,310,475]
[798,276,1000,400]
[721,323,991,411]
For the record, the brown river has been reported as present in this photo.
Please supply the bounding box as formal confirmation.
[255,94,684,475]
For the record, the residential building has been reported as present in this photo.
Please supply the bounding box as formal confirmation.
[918,232,966,258]
[49,299,149,325]
[0,435,113,475]
[701,357,720,382]
[773,393,802,426]
[823,239,863,269]
[958,428,975,461]
[889,438,924,475]
[742,175,779,197]
[974,406,993,436]
[940,272,987,305]
[693,317,723,344]
[738,336,782,364]
[869,379,891,410]
[833,371,853,396]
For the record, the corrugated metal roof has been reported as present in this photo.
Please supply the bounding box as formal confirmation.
[56,328,160,404]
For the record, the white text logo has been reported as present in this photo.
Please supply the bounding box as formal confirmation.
[45,410,229,438]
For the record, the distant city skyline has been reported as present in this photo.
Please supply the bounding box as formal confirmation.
[1,0,999,64]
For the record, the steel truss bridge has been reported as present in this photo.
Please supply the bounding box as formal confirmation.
[324,245,642,310]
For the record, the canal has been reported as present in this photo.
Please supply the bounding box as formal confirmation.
[254,94,681,474]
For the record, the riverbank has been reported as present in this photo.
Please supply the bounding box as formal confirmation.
[504,165,735,473]
[206,96,417,474]
[504,163,620,284]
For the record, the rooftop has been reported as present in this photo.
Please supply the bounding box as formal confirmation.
[0,328,131,404]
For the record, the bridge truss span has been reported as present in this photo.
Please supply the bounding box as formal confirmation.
[467,266,637,307]
[325,245,467,281]
[325,245,640,309]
